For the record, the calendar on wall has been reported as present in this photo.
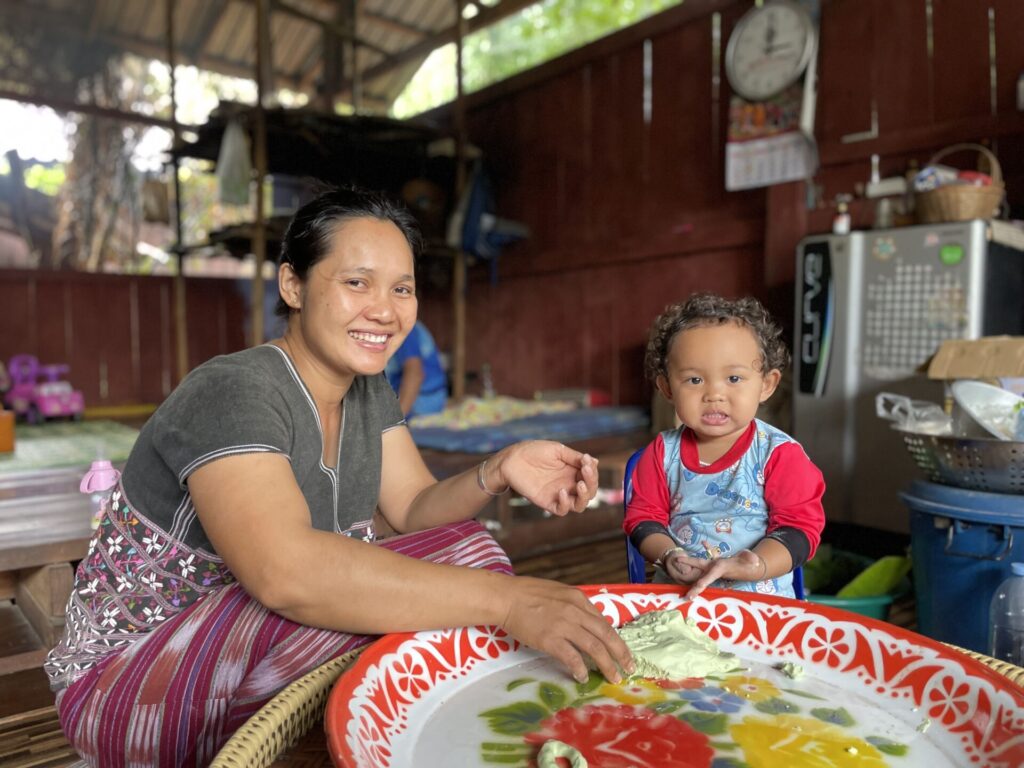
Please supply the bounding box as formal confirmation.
[723,0,819,191]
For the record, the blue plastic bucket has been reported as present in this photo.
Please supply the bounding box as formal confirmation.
[901,480,1024,654]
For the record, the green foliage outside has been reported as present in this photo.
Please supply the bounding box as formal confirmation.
[392,0,681,118]
[0,157,66,197]
[23,164,66,196]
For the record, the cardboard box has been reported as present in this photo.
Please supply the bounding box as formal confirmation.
[927,337,1024,380]
[927,337,1024,400]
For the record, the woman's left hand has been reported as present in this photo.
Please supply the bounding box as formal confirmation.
[493,441,599,516]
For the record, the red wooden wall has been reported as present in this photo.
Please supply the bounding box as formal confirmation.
[419,0,1024,407]
[0,270,246,407]
[4,0,1023,411]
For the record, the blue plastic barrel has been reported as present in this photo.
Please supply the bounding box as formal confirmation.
[901,480,1024,654]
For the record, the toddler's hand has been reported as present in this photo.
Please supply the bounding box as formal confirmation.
[681,548,767,600]
[663,551,709,585]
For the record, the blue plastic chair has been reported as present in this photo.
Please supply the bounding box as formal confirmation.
[624,449,648,584]
[623,447,804,599]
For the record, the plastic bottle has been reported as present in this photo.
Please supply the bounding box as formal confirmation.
[80,459,121,530]
[832,197,851,235]
[988,562,1024,665]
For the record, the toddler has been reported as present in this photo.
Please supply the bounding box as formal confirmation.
[624,293,825,599]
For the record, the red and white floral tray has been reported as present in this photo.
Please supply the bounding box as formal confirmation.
[326,585,1024,768]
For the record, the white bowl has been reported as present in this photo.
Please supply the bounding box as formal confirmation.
[950,380,1024,441]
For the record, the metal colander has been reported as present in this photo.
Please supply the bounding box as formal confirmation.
[900,430,1024,494]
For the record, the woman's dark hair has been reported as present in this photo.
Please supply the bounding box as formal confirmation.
[275,185,423,317]
[644,292,790,382]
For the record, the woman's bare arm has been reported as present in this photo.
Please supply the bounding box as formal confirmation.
[188,452,632,684]
[376,427,599,534]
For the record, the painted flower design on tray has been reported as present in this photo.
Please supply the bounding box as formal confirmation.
[596,677,669,706]
[523,704,712,767]
[731,714,891,767]
[477,672,911,768]
[328,588,1024,768]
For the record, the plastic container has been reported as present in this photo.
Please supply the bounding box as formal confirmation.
[808,590,902,621]
[951,380,1024,441]
[80,459,121,530]
[832,200,850,235]
[989,562,1024,666]
[803,548,910,621]
[0,409,13,453]
[902,480,1024,653]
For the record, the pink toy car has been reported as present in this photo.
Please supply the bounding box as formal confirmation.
[4,354,85,424]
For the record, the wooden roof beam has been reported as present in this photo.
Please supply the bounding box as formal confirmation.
[360,9,430,38]
[270,1,429,39]
[0,87,187,129]
[189,0,230,60]
[269,0,391,59]
[2,1,304,91]
[104,29,302,88]
[294,52,394,109]
[358,0,540,85]
[295,34,402,96]
[86,0,105,39]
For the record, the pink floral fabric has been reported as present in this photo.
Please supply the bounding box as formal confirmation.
[45,480,233,689]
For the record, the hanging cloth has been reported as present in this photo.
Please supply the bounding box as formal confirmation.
[216,119,252,206]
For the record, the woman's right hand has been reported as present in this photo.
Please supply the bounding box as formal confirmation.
[499,576,634,685]
[492,441,599,516]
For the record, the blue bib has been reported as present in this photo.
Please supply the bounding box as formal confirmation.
[655,419,795,598]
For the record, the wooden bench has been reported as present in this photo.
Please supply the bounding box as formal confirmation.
[0,706,79,767]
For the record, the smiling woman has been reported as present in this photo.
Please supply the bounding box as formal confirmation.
[44,186,634,768]
[274,196,421,398]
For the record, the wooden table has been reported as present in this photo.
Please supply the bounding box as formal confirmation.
[0,419,138,675]
[0,467,93,675]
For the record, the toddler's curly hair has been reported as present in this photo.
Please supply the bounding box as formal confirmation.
[644,293,790,383]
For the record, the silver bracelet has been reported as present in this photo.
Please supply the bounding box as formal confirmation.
[656,546,686,568]
[476,458,509,496]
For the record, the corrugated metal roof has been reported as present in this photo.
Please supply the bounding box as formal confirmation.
[1,0,539,113]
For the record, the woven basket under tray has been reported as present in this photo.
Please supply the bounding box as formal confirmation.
[900,430,1024,494]
[209,648,363,768]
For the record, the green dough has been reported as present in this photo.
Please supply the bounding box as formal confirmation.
[615,609,736,680]
[538,739,587,767]
[777,661,805,679]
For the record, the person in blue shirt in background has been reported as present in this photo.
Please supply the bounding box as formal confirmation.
[386,320,448,417]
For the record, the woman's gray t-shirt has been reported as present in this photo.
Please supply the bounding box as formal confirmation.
[121,344,405,554]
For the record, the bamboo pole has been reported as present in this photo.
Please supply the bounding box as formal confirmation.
[166,0,189,380]
[251,0,270,347]
[451,0,468,401]
[348,0,361,112]
[0,89,182,129]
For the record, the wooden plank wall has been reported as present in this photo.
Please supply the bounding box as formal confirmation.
[4,1,1023,411]
[0,270,246,407]
[419,0,1024,407]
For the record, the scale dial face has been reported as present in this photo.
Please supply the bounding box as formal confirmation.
[725,0,816,101]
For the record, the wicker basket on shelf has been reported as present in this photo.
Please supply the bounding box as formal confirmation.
[915,143,1005,223]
